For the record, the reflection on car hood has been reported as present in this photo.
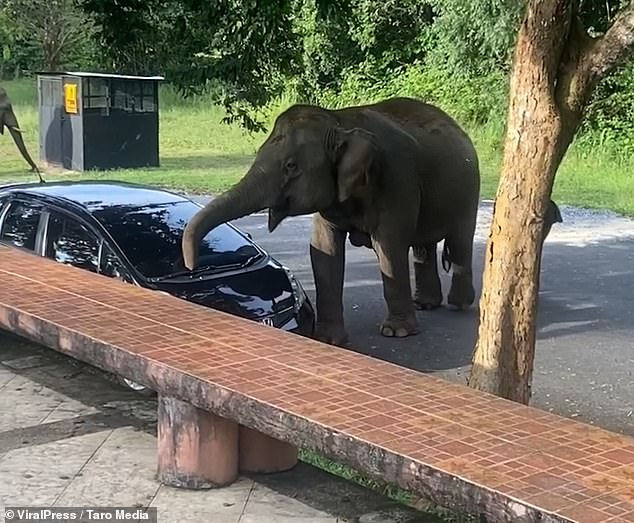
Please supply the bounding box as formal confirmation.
[150,262,295,321]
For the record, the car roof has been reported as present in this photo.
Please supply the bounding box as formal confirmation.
[0,180,193,213]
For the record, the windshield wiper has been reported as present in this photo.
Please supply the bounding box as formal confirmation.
[239,253,262,268]
[149,264,223,281]
[150,253,263,282]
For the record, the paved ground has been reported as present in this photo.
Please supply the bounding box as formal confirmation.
[0,334,444,523]
[216,199,634,436]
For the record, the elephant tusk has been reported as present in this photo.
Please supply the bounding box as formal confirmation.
[268,208,287,232]
[10,126,23,133]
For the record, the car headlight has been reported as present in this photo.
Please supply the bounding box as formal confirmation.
[283,266,307,314]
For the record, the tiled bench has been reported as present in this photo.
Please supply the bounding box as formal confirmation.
[0,244,633,523]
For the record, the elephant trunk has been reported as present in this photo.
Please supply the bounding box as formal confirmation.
[2,107,39,173]
[8,126,39,172]
[182,166,278,270]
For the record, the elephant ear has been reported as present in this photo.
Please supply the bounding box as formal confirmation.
[330,127,377,202]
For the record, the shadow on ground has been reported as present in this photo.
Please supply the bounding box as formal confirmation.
[281,238,634,373]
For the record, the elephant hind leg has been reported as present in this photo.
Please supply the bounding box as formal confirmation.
[445,222,477,311]
[413,243,443,310]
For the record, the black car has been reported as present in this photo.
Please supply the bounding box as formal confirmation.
[0,181,315,391]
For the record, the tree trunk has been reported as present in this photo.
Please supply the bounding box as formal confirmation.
[468,122,576,403]
[468,0,634,403]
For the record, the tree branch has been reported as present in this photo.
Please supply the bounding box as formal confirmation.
[586,0,634,82]
[551,0,634,164]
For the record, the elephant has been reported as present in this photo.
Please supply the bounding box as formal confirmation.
[1,86,42,180]
[181,97,482,345]
[543,200,563,242]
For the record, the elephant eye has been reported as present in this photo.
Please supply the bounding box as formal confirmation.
[285,159,297,171]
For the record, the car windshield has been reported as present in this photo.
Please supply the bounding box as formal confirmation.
[95,200,262,279]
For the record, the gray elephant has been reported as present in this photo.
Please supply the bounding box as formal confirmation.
[182,97,481,345]
[1,87,41,177]
[543,200,563,242]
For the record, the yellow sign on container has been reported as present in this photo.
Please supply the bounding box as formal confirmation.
[64,84,78,114]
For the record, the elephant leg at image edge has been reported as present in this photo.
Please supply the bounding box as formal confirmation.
[372,238,420,338]
[310,215,349,346]
[444,224,476,311]
[413,243,443,310]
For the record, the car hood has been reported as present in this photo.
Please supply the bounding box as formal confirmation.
[149,262,296,323]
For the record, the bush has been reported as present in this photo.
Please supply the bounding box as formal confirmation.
[580,59,634,152]
[310,60,508,129]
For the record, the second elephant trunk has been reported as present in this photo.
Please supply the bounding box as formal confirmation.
[8,126,39,173]
[1,105,39,173]
[182,167,278,270]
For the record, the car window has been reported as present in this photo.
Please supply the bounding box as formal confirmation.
[45,211,100,273]
[94,201,262,279]
[0,200,43,251]
[100,243,134,283]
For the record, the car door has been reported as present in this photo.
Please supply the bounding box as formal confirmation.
[0,199,46,254]
[99,242,136,284]
[42,207,137,284]
[43,209,102,274]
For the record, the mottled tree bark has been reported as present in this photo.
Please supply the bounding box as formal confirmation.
[469,0,634,403]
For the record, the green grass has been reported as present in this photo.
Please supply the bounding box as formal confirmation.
[3,78,634,216]
[0,79,262,193]
[467,118,634,216]
[299,448,477,522]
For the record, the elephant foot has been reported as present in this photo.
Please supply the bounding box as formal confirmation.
[314,322,349,347]
[413,292,443,311]
[380,315,420,338]
[447,274,475,312]
[446,302,470,312]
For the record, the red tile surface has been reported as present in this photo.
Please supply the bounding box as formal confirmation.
[1,245,633,523]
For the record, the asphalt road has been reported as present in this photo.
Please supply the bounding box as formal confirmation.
[192,197,634,436]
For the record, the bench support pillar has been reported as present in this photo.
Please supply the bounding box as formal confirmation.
[157,395,238,489]
[239,425,298,473]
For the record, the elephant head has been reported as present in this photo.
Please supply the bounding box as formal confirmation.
[0,87,41,177]
[182,105,378,269]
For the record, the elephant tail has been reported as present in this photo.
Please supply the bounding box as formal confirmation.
[441,242,452,273]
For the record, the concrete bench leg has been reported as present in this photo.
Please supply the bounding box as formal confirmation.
[239,425,298,474]
[157,395,238,489]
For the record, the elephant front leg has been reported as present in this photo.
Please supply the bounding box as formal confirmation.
[310,215,349,346]
[372,239,419,338]
[413,243,443,310]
